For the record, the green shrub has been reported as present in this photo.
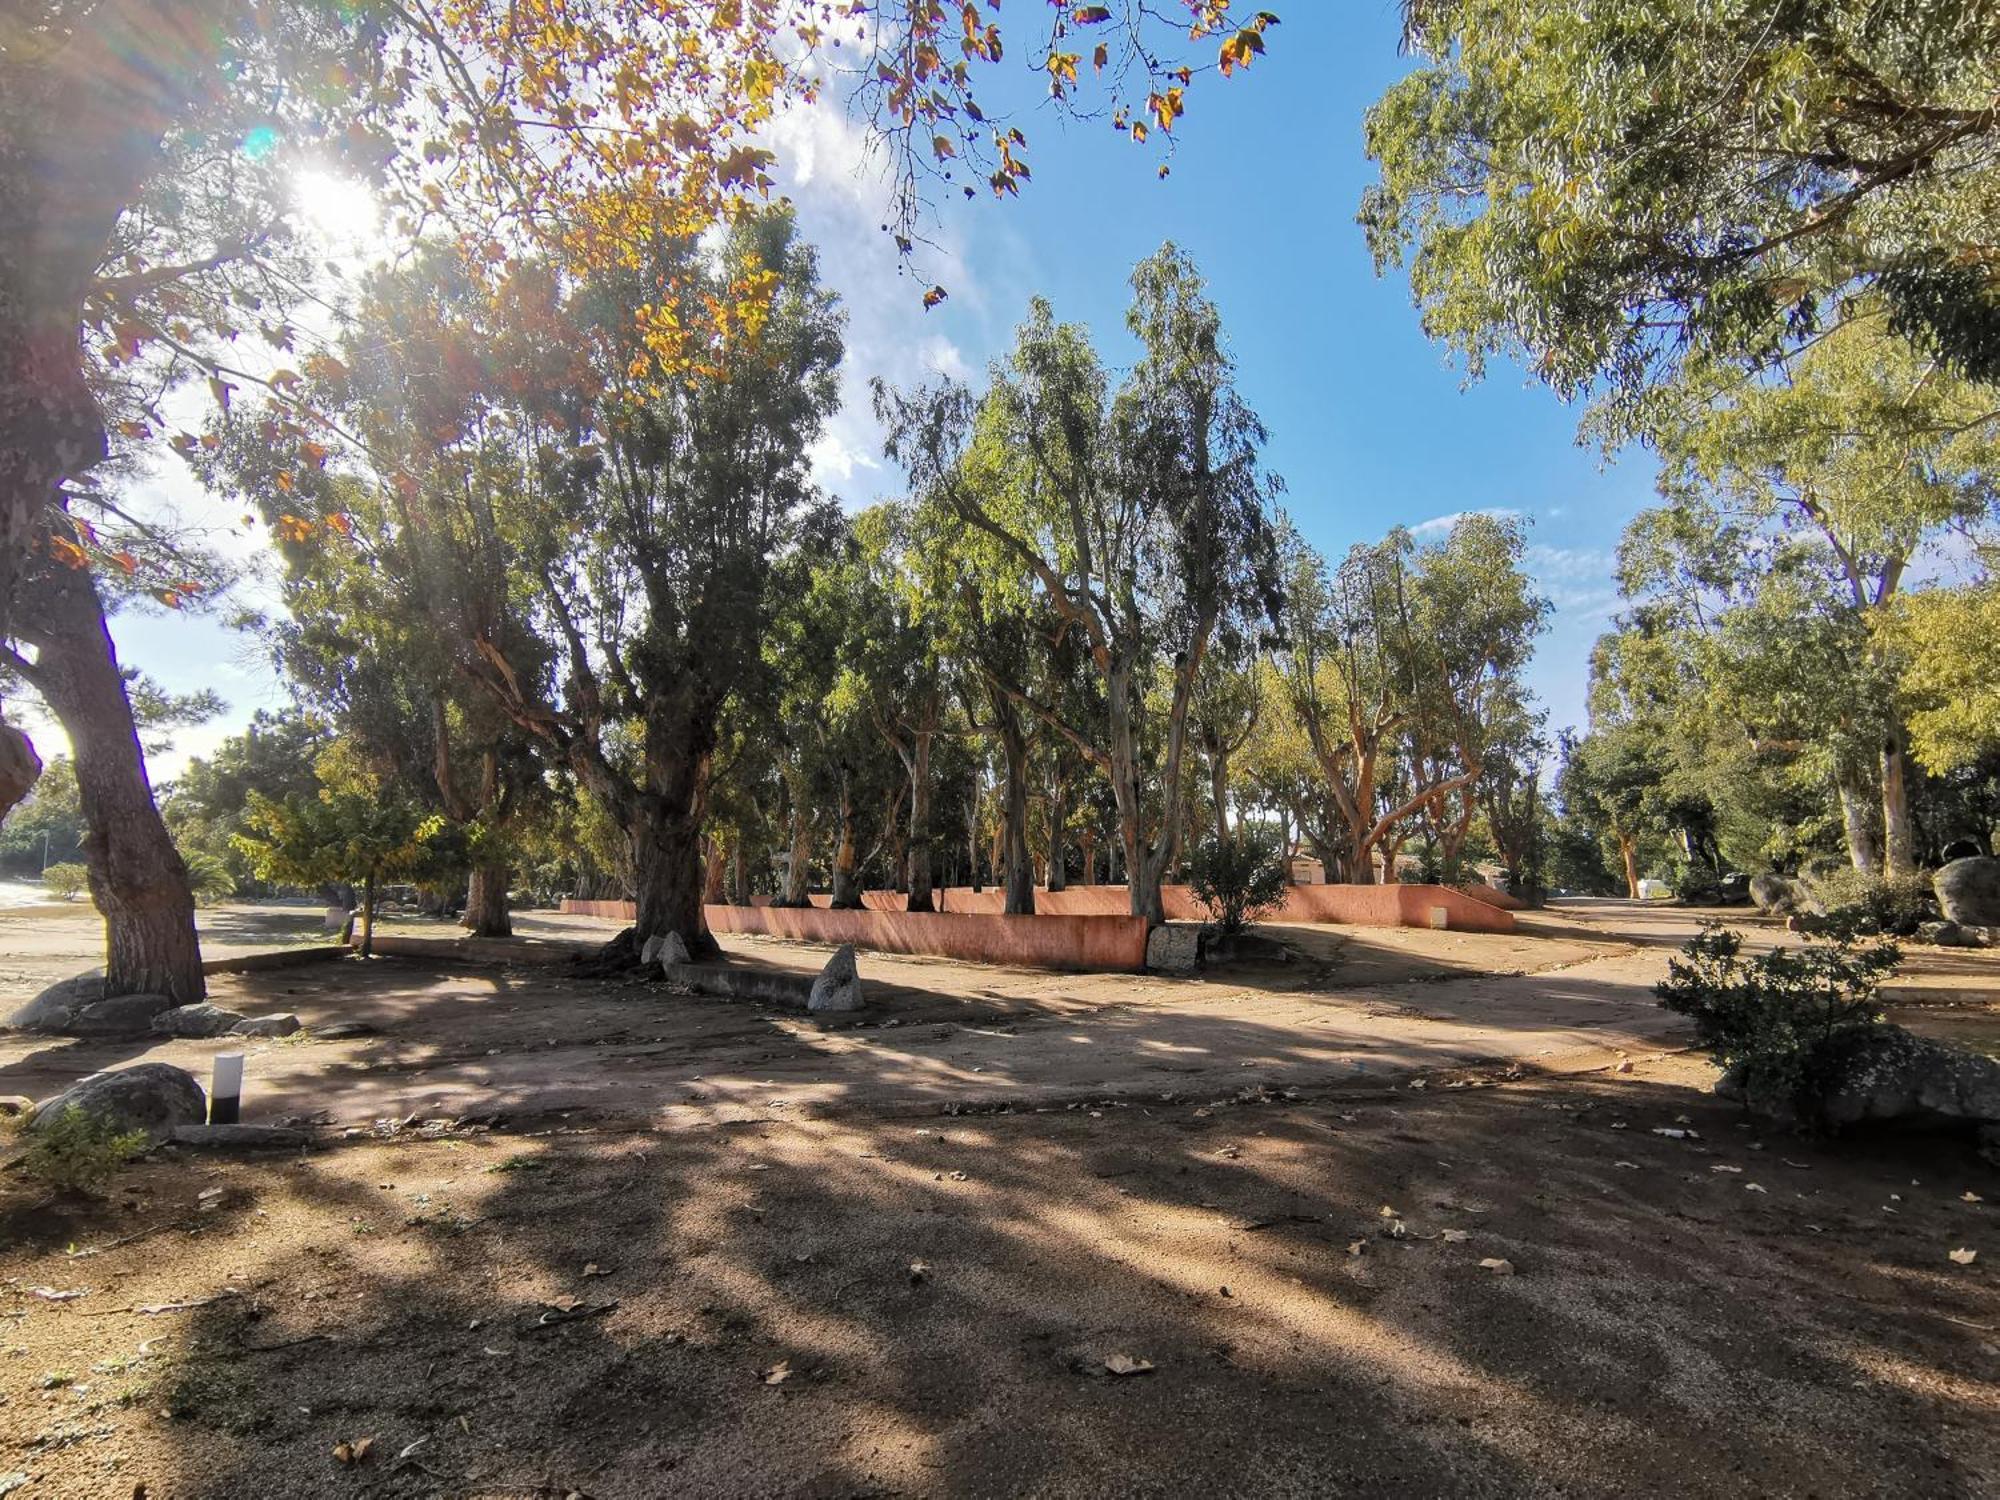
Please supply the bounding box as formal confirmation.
[40,863,88,901]
[20,1106,149,1194]
[1799,866,1936,937]
[1186,829,1288,936]
[1656,925,1903,1122]
[181,850,237,906]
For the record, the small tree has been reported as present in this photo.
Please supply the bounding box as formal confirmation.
[234,780,446,958]
[1186,828,1288,937]
[41,862,87,901]
[1656,925,1902,1122]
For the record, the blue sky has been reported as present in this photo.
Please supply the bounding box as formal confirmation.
[94,6,1657,782]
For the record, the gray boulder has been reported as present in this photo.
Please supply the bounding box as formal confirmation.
[8,971,106,1030]
[1935,856,2000,927]
[30,1063,207,1143]
[1748,873,1799,915]
[1146,923,1204,975]
[658,931,691,969]
[1918,921,1974,948]
[807,944,866,1013]
[231,1013,302,1038]
[64,993,172,1037]
[640,933,666,965]
[151,1003,248,1038]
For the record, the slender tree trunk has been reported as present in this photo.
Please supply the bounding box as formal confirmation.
[1045,770,1069,892]
[904,732,935,912]
[701,834,727,904]
[1209,750,1231,849]
[729,841,745,905]
[1617,831,1640,900]
[1000,731,1035,916]
[1881,725,1916,877]
[830,779,863,908]
[1076,823,1096,887]
[17,556,202,1002]
[779,803,813,906]
[359,865,379,958]
[1837,765,1883,873]
[966,764,983,894]
[462,858,512,937]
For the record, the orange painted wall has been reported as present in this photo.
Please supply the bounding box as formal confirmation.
[563,881,1514,935]
[701,903,1149,972]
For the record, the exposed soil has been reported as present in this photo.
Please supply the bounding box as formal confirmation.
[0,900,1995,1497]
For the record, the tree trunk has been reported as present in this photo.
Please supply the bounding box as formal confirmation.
[359,865,379,958]
[1837,766,1883,873]
[1210,750,1231,849]
[701,834,727,904]
[1881,726,1916,877]
[0,0,222,632]
[1076,823,1096,887]
[1000,732,1035,916]
[1045,770,1069,892]
[633,792,718,955]
[1617,831,1640,900]
[16,555,202,1001]
[830,779,863,908]
[462,858,512,937]
[904,732,935,912]
[779,803,813,906]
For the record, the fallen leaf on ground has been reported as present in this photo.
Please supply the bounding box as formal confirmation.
[1963,1192,1984,1204]
[1346,1240,1366,1257]
[333,1436,374,1464]
[1613,1161,1640,1170]
[1479,1258,1515,1276]
[908,1260,931,1284]
[763,1361,792,1385]
[582,1262,611,1277]
[397,1437,429,1460]
[1652,1128,1691,1140]
[28,1287,87,1302]
[1103,1353,1155,1376]
[1745,1183,1767,1194]
[1948,1247,1978,1266]
[1378,1205,1399,1219]
[1440,1229,1469,1242]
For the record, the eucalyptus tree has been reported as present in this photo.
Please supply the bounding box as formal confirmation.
[880,247,1281,924]
[1188,638,1264,851]
[1363,0,2000,442]
[1620,320,1997,872]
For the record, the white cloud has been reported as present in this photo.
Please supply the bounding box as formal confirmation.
[1409,506,1523,536]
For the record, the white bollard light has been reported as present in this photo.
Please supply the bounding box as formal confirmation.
[211,1052,245,1125]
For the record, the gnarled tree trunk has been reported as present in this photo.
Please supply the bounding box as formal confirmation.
[1881,726,1916,877]
[15,555,202,1001]
[463,858,512,937]
[1837,765,1883,874]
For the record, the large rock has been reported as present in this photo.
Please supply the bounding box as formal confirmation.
[1934,857,2000,927]
[1748,873,1800,915]
[231,1013,302,1038]
[806,944,866,1014]
[63,994,173,1037]
[30,1063,207,1143]
[1722,1024,2000,1151]
[648,931,692,971]
[8,971,106,1031]
[1146,923,1204,975]
[151,1003,248,1039]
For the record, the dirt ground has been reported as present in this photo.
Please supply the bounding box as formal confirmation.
[0,900,1995,1497]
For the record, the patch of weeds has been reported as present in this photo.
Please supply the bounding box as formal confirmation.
[38,1371,76,1390]
[20,1107,148,1194]
[406,1205,477,1235]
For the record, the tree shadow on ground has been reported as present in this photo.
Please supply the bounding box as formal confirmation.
[14,1066,1995,1498]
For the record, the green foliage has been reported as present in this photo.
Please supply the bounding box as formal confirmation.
[1797,867,1937,938]
[20,1106,148,1194]
[180,851,237,906]
[1657,925,1902,1123]
[1185,829,1288,936]
[0,756,83,873]
[40,862,88,901]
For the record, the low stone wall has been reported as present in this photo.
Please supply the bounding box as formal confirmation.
[566,881,1514,936]
[558,898,636,920]
[820,883,1515,933]
[202,945,352,976]
[702,903,1149,972]
[360,934,594,967]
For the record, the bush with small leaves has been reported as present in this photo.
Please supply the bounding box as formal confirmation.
[40,863,88,902]
[1656,925,1903,1124]
[20,1106,150,1194]
[1186,829,1289,936]
[1798,867,1937,937]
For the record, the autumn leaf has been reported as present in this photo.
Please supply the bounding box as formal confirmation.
[922,285,949,310]
[1948,1247,1978,1266]
[1102,1353,1154,1376]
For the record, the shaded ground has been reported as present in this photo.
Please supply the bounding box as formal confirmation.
[0,900,1996,1496]
[2,1055,1994,1499]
